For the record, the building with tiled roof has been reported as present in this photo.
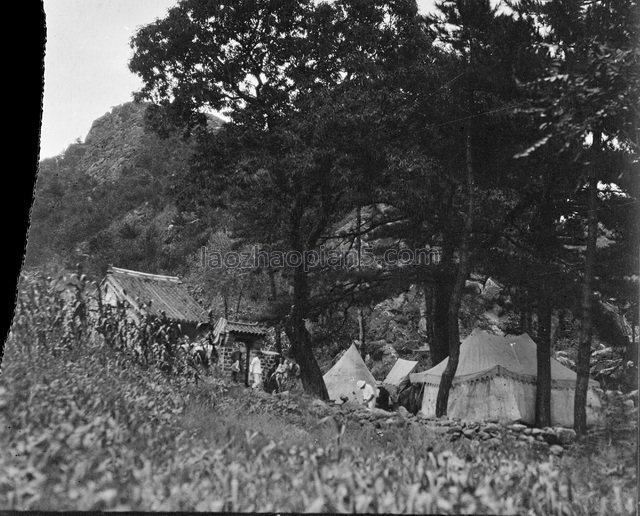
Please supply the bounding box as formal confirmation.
[213,317,278,386]
[212,318,269,343]
[100,266,208,335]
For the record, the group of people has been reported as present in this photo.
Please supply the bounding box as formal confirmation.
[229,352,300,393]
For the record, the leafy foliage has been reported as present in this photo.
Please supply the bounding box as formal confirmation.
[1,276,636,512]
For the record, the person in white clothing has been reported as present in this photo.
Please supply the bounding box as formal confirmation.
[249,354,263,389]
[357,380,377,409]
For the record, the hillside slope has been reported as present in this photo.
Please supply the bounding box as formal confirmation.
[26,102,221,278]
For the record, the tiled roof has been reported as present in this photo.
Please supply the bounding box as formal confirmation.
[102,266,207,324]
[226,321,268,335]
[212,317,268,342]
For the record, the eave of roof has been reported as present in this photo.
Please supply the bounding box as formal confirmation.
[226,321,268,335]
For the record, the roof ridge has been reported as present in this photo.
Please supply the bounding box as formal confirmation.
[228,320,262,326]
[108,266,181,283]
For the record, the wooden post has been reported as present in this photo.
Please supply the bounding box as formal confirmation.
[244,341,252,387]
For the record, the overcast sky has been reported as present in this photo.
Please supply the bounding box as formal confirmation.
[40,0,435,160]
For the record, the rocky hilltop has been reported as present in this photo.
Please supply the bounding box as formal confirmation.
[80,102,149,183]
[26,102,220,277]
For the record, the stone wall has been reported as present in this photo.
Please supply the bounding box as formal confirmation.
[218,345,281,373]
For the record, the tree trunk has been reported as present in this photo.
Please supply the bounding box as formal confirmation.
[267,268,283,355]
[357,309,365,348]
[535,175,554,428]
[519,286,530,334]
[435,127,474,418]
[244,341,252,387]
[432,272,453,365]
[574,137,599,436]
[284,267,329,400]
[268,268,278,300]
[274,323,283,355]
[235,287,244,319]
[536,278,552,427]
[355,207,366,349]
[422,281,435,348]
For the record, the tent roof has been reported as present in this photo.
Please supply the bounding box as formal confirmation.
[383,358,418,386]
[410,329,596,388]
[323,344,377,401]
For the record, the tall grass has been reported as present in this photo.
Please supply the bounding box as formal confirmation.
[0,272,637,513]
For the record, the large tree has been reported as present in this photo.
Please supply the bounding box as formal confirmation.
[517,0,639,435]
[130,0,425,398]
[419,0,546,417]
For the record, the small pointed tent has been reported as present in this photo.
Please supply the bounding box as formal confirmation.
[409,329,602,427]
[323,344,377,402]
[383,358,419,386]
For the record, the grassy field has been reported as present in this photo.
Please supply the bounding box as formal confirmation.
[1,272,637,513]
[1,336,637,514]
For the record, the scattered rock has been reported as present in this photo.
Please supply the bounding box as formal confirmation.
[483,423,502,433]
[370,408,395,419]
[397,406,410,419]
[523,428,532,435]
[531,428,542,435]
[477,431,491,440]
[311,399,331,415]
[510,423,527,432]
[485,437,502,447]
[463,428,476,438]
[540,431,560,446]
[624,390,638,405]
[554,427,576,445]
[623,399,635,410]
[549,445,564,456]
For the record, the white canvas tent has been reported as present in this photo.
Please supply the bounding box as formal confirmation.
[383,358,418,386]
[409,329,602,427]
[324,344,377,402]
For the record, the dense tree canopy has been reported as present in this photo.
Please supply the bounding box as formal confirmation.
[122,0,640,424]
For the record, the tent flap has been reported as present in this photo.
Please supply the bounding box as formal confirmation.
[384,358,419,386]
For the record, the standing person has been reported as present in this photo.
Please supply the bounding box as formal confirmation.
[249,353,263,389]
[274,356,288,391]
[230,356,241,382]
[230,350,242,383]
[291,360,301,379]
[265,363,278,393]
[358,380,377,409]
